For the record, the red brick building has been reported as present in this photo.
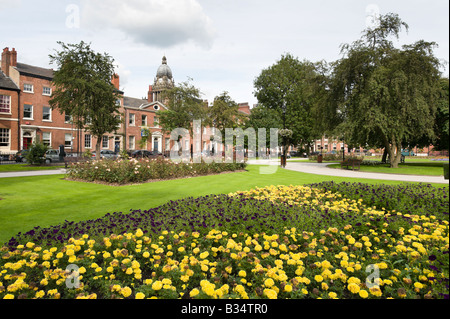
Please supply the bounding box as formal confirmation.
[0,48,174,155]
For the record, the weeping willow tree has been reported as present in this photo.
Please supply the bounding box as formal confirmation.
[328,13,442,168]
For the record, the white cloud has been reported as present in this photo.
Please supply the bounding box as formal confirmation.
[80,0,215,49]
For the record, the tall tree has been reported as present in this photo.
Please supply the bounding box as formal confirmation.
[254,54,327,159]
[207,92,248,141]
[49,41,122,159]
[157,80,207,154]
[328,13,442,167]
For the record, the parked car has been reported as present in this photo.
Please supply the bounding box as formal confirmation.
[14,149,30,162]
[131,150,164,159]
[91,150,118,159]
[44,149,63,163]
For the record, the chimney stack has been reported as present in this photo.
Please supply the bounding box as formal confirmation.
[148,85,153,102]
[11,48,17,67]
[1,47,12,76]
[112,73,120,90]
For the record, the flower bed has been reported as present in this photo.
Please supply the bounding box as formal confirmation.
[66,157,247,185]
[1,183,448,299]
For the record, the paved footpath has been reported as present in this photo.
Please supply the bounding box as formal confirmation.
[248,159,448,184]
[0,169,67,178]
[0,161,448,184]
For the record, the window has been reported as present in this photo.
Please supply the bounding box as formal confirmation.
[65,134,72,148]
[102,136,109,149]
[43,107,51,121]
[43,87,52,96]
[154,117,159,128]
[42,132,51,147]
[165,138,170,150]
[23,84,34,93]
[141,115,147,127]
[0,128,10,147]
[65,114,72,123]
[84,134,91,149]
[129,113,135,126]
[23,104,33,119]
[0,95,11,113]
[129,136,135,150]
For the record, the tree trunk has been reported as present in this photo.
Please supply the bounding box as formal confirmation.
[95,139,101,160]
[388,140,402,168]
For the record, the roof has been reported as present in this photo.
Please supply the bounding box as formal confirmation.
[14,62,54,80]
[0,70,20,91]
[123,96,149,109]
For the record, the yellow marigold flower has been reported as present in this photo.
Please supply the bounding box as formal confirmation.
[347,277,361,284]
[264,278,275,288]
[359,290,369,298]
[347,283,360,294]
[26,242,35,249]
[190,288,200,297]
[238,270,247,277]
[135,229,144,237]
[121,286,132,298]
[200,252,209,259]
[314,275,324,283]
[152,281,163,291]
[369,287,382,297]
[3,294,14,299]
[263,288,278,299]
[328,292,338,299]
[414,282,423,289]
[284,284,293,292]
[135,292,145,299]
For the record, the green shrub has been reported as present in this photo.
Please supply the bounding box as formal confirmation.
[66,157,247,185]
[444,163,449,180]
[25,141,48,166]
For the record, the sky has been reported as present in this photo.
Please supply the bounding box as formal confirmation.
[1,0,448,107]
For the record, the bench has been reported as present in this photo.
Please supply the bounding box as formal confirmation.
[64,156,90,168]
[340,159,362,171]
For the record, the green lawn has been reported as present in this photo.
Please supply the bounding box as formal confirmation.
[327,162,446,176]
[0,165,447,245]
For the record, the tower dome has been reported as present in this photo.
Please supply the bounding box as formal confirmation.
[156,56,173,79]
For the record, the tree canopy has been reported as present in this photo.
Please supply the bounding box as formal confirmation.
[49,41,122,159]
[326,13,443,167]
[253,54,327,154]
